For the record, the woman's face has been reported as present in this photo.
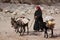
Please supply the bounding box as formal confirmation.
[36,6,40,10]
[36,7,39,10]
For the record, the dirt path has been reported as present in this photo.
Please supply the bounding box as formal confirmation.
[0,14,60,40]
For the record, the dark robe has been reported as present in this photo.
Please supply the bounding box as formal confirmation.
[33,9,43,31]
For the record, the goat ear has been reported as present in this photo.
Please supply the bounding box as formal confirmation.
[28,19,30,21]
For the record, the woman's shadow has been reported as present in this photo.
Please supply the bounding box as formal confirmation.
[19,31,43,36]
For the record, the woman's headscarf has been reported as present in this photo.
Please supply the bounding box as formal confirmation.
[36,5,41,10]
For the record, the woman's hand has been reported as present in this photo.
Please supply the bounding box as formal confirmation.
[34,16,37,19]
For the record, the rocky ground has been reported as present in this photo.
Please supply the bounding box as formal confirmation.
[0,3,60,40]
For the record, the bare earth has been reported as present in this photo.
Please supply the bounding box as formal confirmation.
[0,13,60,40]
[0,3,60,40]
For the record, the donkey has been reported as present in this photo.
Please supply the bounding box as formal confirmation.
[11,17,30,35]
[43,20,55,38]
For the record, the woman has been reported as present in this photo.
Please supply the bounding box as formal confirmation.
[33,5,43,32]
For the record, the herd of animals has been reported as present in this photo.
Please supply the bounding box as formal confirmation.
[11,16,55,38]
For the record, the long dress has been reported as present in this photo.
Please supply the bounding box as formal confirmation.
[33,9,43,31]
